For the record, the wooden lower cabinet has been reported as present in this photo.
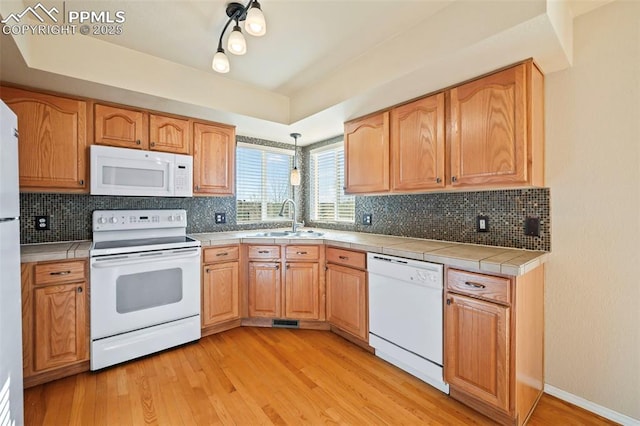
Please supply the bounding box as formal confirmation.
[201,246,241,335]
[248,261,282,318]
[246,244,324,322]
[284,262,319,319]
[21,260,90,387]
[444,266,544,426]
[325,247,368,344]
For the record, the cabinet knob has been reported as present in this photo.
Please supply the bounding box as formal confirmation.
[195,185,200,191]
[436,177,441,183]
[451,176,458,183]
[151,142,156,147]
[77,286,83,294]
[286,264,290,269]
[205,268,210,273]
[275,264,280,270]
[79,180,85,185]
[446,298,451,305]
[136,139,141,145]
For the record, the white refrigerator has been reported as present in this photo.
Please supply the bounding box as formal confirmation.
[0,100,24,425]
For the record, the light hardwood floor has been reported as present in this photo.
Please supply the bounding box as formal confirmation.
[24,327,617,425]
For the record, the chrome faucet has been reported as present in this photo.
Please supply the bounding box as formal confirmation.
[278,198,304,232]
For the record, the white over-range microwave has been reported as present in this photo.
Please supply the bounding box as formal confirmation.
[90,145,193,197]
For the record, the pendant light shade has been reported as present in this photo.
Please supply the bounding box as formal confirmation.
[227,23,247,55]
[245,1,266,36]
[290,133,301,186]
[212,48,230,73]
[290,168,301,186]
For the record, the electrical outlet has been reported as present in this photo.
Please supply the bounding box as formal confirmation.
[476,215,489,232]
[362,213,373,226]
[525,217,540,237]
[214,213,226,224]
[35,215,50,231]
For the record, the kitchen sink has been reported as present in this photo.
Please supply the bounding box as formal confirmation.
[249,230,325,238]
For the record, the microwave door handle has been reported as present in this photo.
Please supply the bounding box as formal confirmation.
[168,160,175,196]
[92,249,200,268]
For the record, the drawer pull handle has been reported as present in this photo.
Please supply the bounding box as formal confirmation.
[258,250,270,254]
[464,281,486,289]
[216,252,228,257]
[338,255,349,260]
[50,271,71,276]
[296,251,307,255]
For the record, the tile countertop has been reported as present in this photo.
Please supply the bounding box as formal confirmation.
[192,229,548,276]
[20,230,548,276]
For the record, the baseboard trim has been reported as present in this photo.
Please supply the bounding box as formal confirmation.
[544,384,640,425]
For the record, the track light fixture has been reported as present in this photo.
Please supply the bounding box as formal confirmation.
[212,1,266,74]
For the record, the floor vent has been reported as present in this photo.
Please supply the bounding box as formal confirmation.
[272,319,299,328]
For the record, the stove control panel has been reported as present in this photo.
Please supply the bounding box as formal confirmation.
[93,209,187,231]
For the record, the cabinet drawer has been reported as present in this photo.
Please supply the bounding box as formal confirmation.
[248,245,281,260]
[35,260,86,286]
[447,269,511,305]
[285,245,320,261]
[326,247,366,270]
[203,245,239,263]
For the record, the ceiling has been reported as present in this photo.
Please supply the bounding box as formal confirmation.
[0,0,613,145]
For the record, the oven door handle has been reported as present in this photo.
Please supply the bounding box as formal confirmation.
[91,249,200,268]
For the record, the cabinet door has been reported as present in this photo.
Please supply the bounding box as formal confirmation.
[94,104,148,149]
[2,87,88,191]
[149,114,190,154]
[193,122,235,195]
[34,282,87,372]
[449,64,527,187]
[391,93,445,191]
[202,261,239,326]
[326,264,367,341]
[284,262,319,320]
[344,112,390,194]
[248,262,281,318]
[445,293,510,411]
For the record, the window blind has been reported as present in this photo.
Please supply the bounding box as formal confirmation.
[310,143,355,222]
[236,144,293,223]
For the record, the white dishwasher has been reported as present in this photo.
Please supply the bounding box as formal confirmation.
[368,253,448,393]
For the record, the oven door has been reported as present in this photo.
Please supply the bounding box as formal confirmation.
[90,247,200,340]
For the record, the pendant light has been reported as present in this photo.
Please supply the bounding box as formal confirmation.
[227,20,247,55]
[290,133,301,186]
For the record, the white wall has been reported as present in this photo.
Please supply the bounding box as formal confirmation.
[545,0,640,420]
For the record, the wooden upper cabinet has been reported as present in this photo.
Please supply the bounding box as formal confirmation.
[1,87,88,192]
[193,122,236,195]
[94,104,147,149]
[391,93,446,191]
[149,114,190,154]
[344,111,390,194]
[449,61,544,187]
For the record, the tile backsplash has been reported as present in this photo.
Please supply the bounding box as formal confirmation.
[305,188,550,252]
